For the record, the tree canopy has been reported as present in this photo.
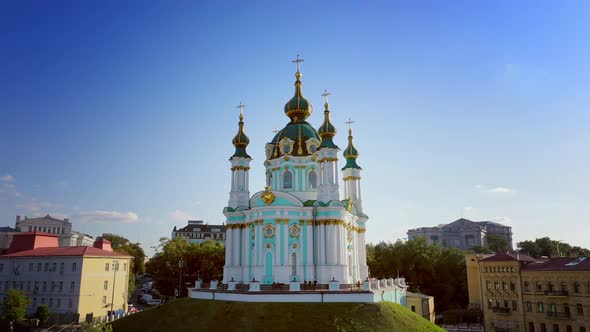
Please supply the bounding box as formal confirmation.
[366,237,468,312]
[146,237,225,296]
[517,237,590,258]
[1,289,30,323]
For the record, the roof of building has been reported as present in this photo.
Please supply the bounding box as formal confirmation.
[409,218,511,232]
[406,291,433,299]
[522,256,590,271]
[0,226,16,232]
[480,251,536,263]
[175,223,226,233]
[17,214,70,223]
[1,246,131,258]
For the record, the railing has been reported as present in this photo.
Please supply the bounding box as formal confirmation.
[544,290,568,296]
[547,311,570,319]
[492,307,511,314]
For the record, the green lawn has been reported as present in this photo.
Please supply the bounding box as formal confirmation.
[111,298,445,332]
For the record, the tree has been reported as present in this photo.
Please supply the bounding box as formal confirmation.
[102,234,146,275]
[516,240,541,258]
[1,289,31,323]
[35,304,49,326]
[517,237,589,258]
[81,321,113,332]
[485,234,509,253]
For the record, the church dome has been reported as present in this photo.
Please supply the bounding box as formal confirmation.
[342,128,361,169]
[231,113,251,159]
[284,72,313,121]
[317,100,338,149]
[269,121,321,159]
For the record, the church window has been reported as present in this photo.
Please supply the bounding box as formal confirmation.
[291,253,297,277]
[283,170,293,189]
[308,171,317,189]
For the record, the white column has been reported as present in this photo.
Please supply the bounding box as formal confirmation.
[225,228,232,267]
[306,222,313,266]
[326,224,334,265]
[283,220,289,268]
[275,220,281,265]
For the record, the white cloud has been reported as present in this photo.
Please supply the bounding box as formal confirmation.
[0,175,14,182]
[487,186,515,194]
[78,210,140,224]
[474,185,515,195]
[169,210,193,221]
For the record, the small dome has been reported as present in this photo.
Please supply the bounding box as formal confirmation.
[284,72,313,122]
[269,121,321,159]
[318,103,338,149]
[231,114,251,159]
[342,128,361,169]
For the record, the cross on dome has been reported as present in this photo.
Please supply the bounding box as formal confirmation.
[346,118,355,131]
[292,54,304,72]
[236,102,246,117]
[322,89,331,104]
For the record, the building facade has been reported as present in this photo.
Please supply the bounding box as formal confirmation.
[0,233,131,322]
[171,220,226,244]
[407,291,436,323]
[14,215,94,247]
[222,63,368,285]
[466,252,590,332]
[408,218,513,250]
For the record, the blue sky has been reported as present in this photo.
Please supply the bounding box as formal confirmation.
[1,1,589,257]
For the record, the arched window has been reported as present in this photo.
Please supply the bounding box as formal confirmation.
[283,170,293,189]
[291,253,297,277]
[308,171,317,189]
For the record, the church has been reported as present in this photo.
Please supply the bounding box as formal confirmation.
[222,57,369,285]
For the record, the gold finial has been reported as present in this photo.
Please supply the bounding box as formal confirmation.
[322,89,331,109]
[262,186,275,205]
[346,117,355,136]
[292,54,304,73]
[236,102,245,121]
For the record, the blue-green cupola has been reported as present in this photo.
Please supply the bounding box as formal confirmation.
[231,113,251,159]
[284,71,313,123]
[342,128,361,169]
[318,97,338,149]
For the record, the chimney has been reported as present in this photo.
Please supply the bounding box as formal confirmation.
[93,237,112,252]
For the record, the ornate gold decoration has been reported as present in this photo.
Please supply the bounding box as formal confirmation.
[347,198,353,212]
[263,224,275,238]
[285,156,290,161]
[231,166,251,171]
[261,186,275,205]
[289,224,301,238]
[311,156,317,161]
[343,176,361,181]
[266,243,272,249]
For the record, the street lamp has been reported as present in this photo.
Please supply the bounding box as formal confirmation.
[177,259,184,298]
[110,260,119,317]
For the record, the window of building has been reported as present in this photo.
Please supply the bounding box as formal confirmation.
[573,282,580,293]
[70,281,75,292]
[105,263,110,271]
[58,282,63,293]
[548,282,555,292]
[44,263,49,272]
[525,281,531,292]
[576,303,583,315]
[57,298,61,308]
[510,282,516,291]
[581,327,587,332]
[512,300,517,311]
[72,262,77,272]
[411,305,416,312]
[564,303,570,314]
[34,281,39,293]
[561,282,567,292]
[538,302,545,312]
[553,324,560,332]
[504,300,509,308]
[566,326,572,332]
[49,298,53,307]
[26,281,31,291]
[526,302,533,311]
[52,263,56,272]
[502,281,508,290]
[104,280,108,290]
[123,263,127,271]
[29,263,34,272]
[536,281,543,292]
[37,263,42,272]
[60,263,64,273]
[495,281,499,290]
[541,323,547,332]
[487,281,492,290]
[42,281,47,292]
[283,170,293,189]
[308,171,317,189]
[102,296,107,304]
[488,298,493,309]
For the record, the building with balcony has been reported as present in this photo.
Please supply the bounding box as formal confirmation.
[0,232,132,322]
[408,218,513,250]
[466,252,590,332]
[171,220,226,244]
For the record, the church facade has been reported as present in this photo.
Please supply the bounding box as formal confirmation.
[222,63,369,285]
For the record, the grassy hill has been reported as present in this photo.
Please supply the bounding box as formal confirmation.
[112,298,445,332]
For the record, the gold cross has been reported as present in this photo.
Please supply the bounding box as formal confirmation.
[292,54,304,72]
[322,89,331,104]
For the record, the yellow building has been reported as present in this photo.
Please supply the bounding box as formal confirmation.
[407,291,435,322]
[466,252,590,332]
[0,232,132,322]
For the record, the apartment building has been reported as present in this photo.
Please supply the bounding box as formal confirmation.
[0,232,131,322]
[466,252,590,332]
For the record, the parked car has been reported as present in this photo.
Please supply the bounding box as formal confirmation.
[146,299,162,306]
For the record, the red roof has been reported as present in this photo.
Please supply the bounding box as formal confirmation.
[522,257,590,271]
[1,246,131,258]
[480,251,536,263]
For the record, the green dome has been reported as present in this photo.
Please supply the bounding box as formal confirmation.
[284,72,313,122]
[342,128,361,169]
[231,114,251,159]
[269,121,321,159]
[318,104,338,149]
